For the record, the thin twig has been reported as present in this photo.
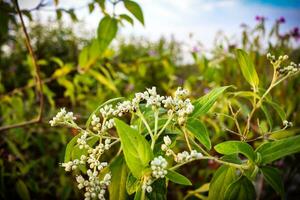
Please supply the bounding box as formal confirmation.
[0,0,44,132]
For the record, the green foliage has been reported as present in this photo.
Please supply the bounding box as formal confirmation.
[191,86,231,117]
[186,118,211,149]
[224,176,256,200]
[260,166,284,198]
[214,141,255,162]
[256,135,300,164]
[114,118,153,178]
[97,16,118,53]
[124,0,144,25]
[235,49,259,90]
[1,1,300,199]
[109,155,128,200]
[208,166,237,200]
[166,170,192,186]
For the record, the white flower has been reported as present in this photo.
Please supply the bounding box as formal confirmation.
[49,108,76,126]
[151,156,168,179]
[163,136,171,146]
[175,150,202,163]
[175,87,189,98]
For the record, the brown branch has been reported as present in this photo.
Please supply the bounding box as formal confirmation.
[0,0,44,132]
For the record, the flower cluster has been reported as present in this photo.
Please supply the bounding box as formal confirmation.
[267,53,288,63]
[77,131,89,149]
[277,62,300,75]
[50,87,195,199]
[162,87,194,124]
[142,176,153,193]
[175,150,203,163]
[49,108,76,126]
[267,53,300,75]
[161,136,174,156]
[76,170,111,200]
[283,120,293,127]
[151,156,168,179]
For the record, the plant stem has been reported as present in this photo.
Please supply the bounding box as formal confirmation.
[137,111,154,138]
[157,114,173,137]
[243,65,278,138]
[182,126,192,151]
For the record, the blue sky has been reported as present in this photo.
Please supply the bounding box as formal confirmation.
[20,0,300,49]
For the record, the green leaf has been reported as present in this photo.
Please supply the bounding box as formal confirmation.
[214,141,255,162]
[134,188,142,200]
[221,154,243,165]
[119,14,134,26]
[64,134,81,162]
[261,104,273,131]
[208,165,237,200]
[126,173,141,195]
[260,166,284,198]
[166,170,192,186]
[56,9,62,20]
[114,118,153,178]
[256,135,300,164]
[224,176,256,200]
[191,86,231,117]
[265,100,286,122]
[235,49,259,89]
[16,180,30,200]
[186,118,211,149]
[97,16,118,52]
[5,138,25,163]
[88,69,118,93]
[124,0,144,25]
[88,3,95,13]
[109,155,128,200]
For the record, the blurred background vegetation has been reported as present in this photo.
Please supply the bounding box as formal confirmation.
[0,0,300,199]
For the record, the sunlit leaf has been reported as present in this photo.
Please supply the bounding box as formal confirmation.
[109,155,128,200]
[124,0,144,25]
[97,16,118,52]
[114,118,153,178]
[186,118,211,149]
[191,86,231,117]
[235,49,259,89]
[166,170,192,186]
[214,141,255,162]
[208,165,237,200]
[256,135,300,164]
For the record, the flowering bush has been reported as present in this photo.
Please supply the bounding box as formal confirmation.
[51,50,300,200]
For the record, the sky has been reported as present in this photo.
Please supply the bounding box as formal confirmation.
[19,0,300,50]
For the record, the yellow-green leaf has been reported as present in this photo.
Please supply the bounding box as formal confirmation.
[235,49,259,89]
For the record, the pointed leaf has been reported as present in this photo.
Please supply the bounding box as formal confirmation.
[214,141,255,162]
[208,165,237,200]
[191,86,231,117]
[235,49,259,89]
[260,166,284,198]
[124,0,144,25]
[224,176,256,200]
[256,135,300,164]
[64,134,81,162]
[114,118,153,178]
[166,170,192,186]
[109,155,128,200]
[186,118,211,149]
[97,16,118,52]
